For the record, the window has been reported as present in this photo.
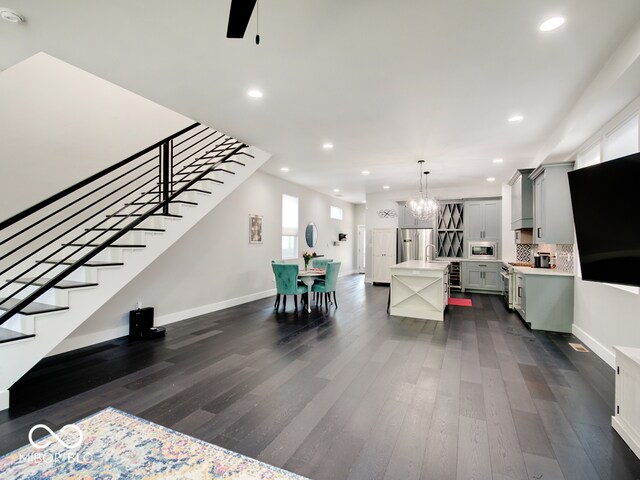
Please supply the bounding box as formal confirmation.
[330,206,343,220]
[604,115,639,161]
[576,143,601,170]
[282,194,299,259]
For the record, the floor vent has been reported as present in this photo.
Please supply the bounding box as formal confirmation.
[569,342,589,353]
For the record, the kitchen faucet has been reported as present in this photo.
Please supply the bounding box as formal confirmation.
[425,243,436,261]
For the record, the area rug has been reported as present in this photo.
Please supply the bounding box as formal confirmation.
[448,297,473,307]
[0,407,308,479]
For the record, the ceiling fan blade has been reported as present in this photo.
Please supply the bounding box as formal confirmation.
[226,0,257,38]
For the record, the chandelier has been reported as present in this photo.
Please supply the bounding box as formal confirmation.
[405,160,438,220]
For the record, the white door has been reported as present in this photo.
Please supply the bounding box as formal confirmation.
[372,229,396,283]
[357,225,366,274]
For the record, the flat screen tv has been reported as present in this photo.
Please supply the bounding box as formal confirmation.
[568,152,640,287]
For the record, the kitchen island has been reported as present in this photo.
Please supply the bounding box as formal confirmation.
[389,260,450,321]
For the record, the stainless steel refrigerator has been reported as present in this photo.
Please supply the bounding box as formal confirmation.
[397,228,435,263]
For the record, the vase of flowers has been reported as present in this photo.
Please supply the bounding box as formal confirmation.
[303,252,313,271]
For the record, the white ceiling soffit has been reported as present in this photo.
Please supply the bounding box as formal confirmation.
[1,1,640,203]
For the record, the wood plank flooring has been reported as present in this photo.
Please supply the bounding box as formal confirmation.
[1,274,639,480]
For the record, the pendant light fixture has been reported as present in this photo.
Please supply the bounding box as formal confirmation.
[405,160,439,220]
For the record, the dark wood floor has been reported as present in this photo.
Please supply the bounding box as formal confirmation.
[1,275,639,480]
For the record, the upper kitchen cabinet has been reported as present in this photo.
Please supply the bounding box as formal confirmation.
[465,198,501,242]
[397,201,435,229]
[530,162,575,245]
[508,169,534,230]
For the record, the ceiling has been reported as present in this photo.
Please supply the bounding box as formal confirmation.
[1,1,640,203]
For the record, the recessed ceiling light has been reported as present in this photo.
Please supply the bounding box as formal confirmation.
[539,16,565,32]
[280,167,289,172]
[383,185,390,190]
[361,170,370,175]
[493,158,504,164]
[333,188,340,193]
[247,89,263,98]
[508,114,524,123]
[0,8,25,23]
[361,200,367,204]
[322,142,334,150]
[487,177,496,182]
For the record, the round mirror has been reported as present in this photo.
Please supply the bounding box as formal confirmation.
[305,223,318,248]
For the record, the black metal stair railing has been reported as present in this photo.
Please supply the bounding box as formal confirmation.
[0,122,252,326]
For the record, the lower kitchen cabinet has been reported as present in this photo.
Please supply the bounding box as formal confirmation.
[513,270,574,333]
[461,261,501,293]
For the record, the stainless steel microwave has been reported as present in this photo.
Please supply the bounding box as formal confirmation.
[468,241,498,260]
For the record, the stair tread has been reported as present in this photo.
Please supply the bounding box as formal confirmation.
[141,188,211,195]
[0,327,35,344]
[106,213,182,218]
[85,227,166,232]
[0,298,68,315]
[12,277,99,289]
[37,259,124,267]
[63,243,146,248]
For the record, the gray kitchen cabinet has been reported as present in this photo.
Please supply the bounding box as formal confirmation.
[513,271,574,333]
[530,163,574,244]
[508,168,534,230]
[461,261,501,292]
[514,274,526,319]
[464,198,501,242]
[397,202,435,229]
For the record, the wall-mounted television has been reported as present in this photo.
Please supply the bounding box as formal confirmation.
[568,152,640,287]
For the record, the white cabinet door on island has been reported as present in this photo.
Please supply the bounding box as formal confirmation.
[389,260,449,321]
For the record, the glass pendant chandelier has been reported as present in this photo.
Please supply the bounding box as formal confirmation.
[405,160,439,220]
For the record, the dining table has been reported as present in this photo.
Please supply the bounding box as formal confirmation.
[298,268,326,313]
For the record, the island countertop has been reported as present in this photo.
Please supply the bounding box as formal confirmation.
[390,260,450,271]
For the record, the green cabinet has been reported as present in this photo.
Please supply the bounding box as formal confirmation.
[530,163,574,244]
[513,271,574,333]
[461,261,501,292]
[508,169,534,230]
[465,198,501,242]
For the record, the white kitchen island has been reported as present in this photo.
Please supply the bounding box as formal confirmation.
[389,260,450,321]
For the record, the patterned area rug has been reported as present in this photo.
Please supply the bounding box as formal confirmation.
[448,297,473,307]
[0,407,308,479]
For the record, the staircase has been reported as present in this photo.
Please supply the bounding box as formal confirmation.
[0,123,270,410]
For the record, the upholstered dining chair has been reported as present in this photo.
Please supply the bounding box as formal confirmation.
[311,258,333,268]
[310,258,332,301]
[311,261,341,310]
[272,262,307,312]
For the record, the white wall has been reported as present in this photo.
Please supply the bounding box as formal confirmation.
[52,171,357,354]
[0,53,193,219]
[568,99,640,367]
[500,183,516,262]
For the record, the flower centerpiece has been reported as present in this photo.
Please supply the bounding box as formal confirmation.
[302,251,313,271]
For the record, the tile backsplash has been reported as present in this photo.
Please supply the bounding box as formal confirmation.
[513,243,574,272]
[516,244,533,262]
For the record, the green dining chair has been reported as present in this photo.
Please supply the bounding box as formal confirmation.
[310,258,332,301]
[272,262,308,312]
[311,258,333,268]
[311,261,341,310]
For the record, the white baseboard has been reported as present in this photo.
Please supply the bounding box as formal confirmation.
[0,390,8,411]
[156,288,277,326]
[49,324,129,356]
[572,323,616,368]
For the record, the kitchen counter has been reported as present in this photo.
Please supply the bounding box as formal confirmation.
[512,266,574,277]
[389,261,450,321]
[391,260,450,271]
[436,258,503,263]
